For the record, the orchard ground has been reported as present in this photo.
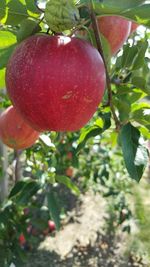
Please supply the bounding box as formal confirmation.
[23,177,150,267]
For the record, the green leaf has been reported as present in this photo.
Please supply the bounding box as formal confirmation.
[0,68,6,89]
[132,40,148,70]
[15,180,40,204]
[122,4,150,27]
[139,126,150,139]
[120,123,149,181]
[131,103,150,127]
[90,1,150,27]
[25,0,40,14]
[56,175,80,196]
[47,191,61,230]
[121,44,138,69]
[5,0,28,25]
[114,97,131,122]
[0,0,6,20]
[131,77,146,91]
[0,30,16,48]
[17,18,41,42]
[77,112,111,152]
[93,0,145,14]
[0,31,17,69]
[0,44,16,69]
[9,180,28,198]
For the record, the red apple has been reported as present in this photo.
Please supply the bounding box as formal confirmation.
[0,106,39,149]
[130,22,139,34]
[97,16,131,55]
[65,166,74,177]
[48,220,56,232]
[67,151,73,160]
[19,233,26,246]
[6,35,106,132]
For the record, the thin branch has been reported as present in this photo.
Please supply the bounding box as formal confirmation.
[89,1,121,131]
[14,150,22,183]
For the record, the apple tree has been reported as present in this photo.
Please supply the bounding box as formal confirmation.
[0,0,150,266]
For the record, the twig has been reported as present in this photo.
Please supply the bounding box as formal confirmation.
[14,150,22,183]
[88,1,121,131]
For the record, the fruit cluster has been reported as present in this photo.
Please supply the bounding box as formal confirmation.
[0,11,139,149]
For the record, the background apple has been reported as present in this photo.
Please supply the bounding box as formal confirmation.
[6,35,106,132]
[0,106,39,149]
[48,220,56,232]
[130,22,139,34]
[97,16,131,55]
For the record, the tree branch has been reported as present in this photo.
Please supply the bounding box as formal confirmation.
[88,1,121,131]
[14,150,22,183]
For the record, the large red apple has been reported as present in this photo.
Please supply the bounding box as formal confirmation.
[97,16,131,55]
[0,106,39,149]
[6,35,106,132]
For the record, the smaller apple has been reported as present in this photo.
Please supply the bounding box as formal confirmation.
[19,233,26,246]
[130,22,139,34]
[65,166,74,177]
[48,220,56,232]
[67,152,73,160]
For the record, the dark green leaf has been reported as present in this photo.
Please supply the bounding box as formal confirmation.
[0,44,16,69]
[9,180,28,198]
[121,44,138,69]
[120,123,149,181]
[5,0,28,25]
[56,175,80,196]
[0,0,6,20]
[17,18,41,42]
[25,0,40,14]
[131,76,146,91]
[132,40,148,70]
[47,191,61,230]
[77,112,111,152]
[15,180,40,204]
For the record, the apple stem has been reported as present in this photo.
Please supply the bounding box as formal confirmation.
[89,1,121,131]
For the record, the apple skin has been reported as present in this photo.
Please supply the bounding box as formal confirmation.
[97,16,131,55]
[0,106,39,149]
[6,35,106,132]
[130,22,139,34]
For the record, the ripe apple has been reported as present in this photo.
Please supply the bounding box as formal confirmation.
[6,35,106,132]
[67,151,73,160]
[0,106,39,149]
[48,220,56,232]
[96,16,131,55]
[130,22,139,34]
[65,166,74,177]
[19,233,26,246]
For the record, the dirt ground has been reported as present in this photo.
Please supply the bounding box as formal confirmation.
[24,191,148,267]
